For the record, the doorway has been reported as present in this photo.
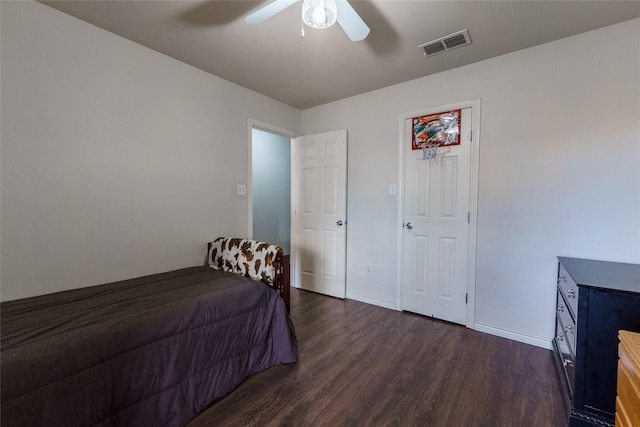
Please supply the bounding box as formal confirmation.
[249,121,298,256]
[251,128,291,254]
[248,122,348,297]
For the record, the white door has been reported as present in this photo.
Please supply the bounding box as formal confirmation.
[292,130,347,299]
[402,107,472,325]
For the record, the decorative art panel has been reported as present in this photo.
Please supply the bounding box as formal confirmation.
[412,109,461,150]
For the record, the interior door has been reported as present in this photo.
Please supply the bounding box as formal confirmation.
[402,107,472,325]
[292,130,347,299]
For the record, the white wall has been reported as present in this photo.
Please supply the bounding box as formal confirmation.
[301,18,640,347]
[0,1,300,301]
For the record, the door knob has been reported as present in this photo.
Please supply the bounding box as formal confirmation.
[337,220,344,226]
[405,222,414,230]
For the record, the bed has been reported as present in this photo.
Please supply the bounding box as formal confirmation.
[1,237,297,427]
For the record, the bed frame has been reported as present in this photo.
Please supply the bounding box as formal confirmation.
[274,254,291,313]
[207,237,290,312]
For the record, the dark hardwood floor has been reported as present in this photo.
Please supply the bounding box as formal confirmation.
[188,288,567,427]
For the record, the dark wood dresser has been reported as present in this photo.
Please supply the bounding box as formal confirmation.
[552,257,640,427]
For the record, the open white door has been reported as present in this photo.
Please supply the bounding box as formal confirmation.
[292,130,347,299]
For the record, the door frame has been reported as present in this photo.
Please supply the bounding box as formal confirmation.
[396,99,481,329]
[247,119,299,242]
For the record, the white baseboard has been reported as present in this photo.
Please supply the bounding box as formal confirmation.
[474,322,553,350]
[346,293,397,311]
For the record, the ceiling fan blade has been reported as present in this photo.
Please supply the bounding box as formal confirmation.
[336,0,370,41]
[245,0,301,24]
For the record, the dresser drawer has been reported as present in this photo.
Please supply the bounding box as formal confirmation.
[556,289,576,356]
[555,317,575,396]
[557,263,578,319]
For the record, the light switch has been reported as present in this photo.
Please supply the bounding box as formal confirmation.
[388,183,397,196]
[236,184,247,195]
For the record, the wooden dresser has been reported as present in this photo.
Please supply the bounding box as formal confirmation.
[616,331,640,427]
[552,257,640,427]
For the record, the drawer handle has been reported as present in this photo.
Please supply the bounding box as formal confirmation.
[557,303,565,312]
[564,324,573,333]
[556,334,564,342]
[566,289,575,297]
[563,358,574,368]
[557,275,565,284]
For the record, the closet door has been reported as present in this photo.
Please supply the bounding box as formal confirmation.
[402,108,472,325]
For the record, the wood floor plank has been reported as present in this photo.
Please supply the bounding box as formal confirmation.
[187,289,567,427]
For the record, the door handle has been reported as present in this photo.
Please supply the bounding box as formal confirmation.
[337,220,345,226]
[405,222,414,230]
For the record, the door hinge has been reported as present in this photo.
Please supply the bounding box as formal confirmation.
[465,293,468,304]
[467,212,470,223]
[469,130,473,142]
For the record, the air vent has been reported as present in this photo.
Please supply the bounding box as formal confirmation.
[419,29,472,57]
[422,41,446,56]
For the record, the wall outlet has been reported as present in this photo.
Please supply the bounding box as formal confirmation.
[236,184,247,195]
[366,264,373,274]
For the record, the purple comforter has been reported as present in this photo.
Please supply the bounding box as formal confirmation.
[1,266,298,427]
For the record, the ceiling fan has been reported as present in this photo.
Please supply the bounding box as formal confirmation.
[245,0,370,41]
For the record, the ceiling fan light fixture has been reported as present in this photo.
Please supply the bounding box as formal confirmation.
[302,0,337,30]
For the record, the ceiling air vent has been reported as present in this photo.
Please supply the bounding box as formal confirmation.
[419,29,472,57]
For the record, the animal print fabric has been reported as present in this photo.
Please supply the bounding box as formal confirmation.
[208,237,283,285]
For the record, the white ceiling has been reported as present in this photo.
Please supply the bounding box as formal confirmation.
[40,0,640,109]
